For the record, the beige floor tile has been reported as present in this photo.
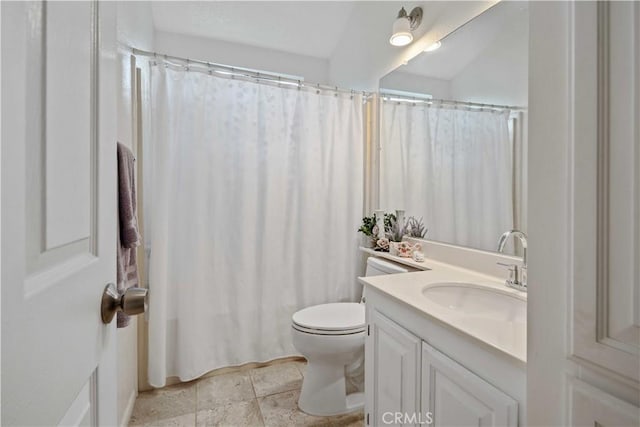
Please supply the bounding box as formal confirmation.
[293,360,307,377]
[197,371,256,410]
[196,399,264,427]
[131,412,197,427]
[129,383,197,425]
[326,412,364,427]
[258,389,362,427]
[250,363,303,398]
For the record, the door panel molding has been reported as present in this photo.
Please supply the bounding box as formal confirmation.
[569,377,639,426]
[570,0,640,385]
[24,1,99,291]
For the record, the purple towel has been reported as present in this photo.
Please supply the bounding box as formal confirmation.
[116,142,142,328]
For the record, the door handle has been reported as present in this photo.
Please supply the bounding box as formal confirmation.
[101,283,148,324]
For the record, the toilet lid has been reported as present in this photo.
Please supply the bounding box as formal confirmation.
[292,303,365,332]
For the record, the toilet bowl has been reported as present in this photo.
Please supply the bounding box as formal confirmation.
[291,257,415,416]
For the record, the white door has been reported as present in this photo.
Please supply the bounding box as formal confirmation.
[528,1,640,425]
[2,1,118,426]
[421,342,518,427]
[566,2,640,423]
[365,310,421,427]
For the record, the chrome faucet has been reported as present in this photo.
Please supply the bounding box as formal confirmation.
[496,230,527,292]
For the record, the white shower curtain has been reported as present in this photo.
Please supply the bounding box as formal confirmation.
[145,65,364,387]
[380,101,513,252]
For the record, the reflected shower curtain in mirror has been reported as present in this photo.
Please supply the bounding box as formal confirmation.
[380,101,513,251]
[145,65,363,387]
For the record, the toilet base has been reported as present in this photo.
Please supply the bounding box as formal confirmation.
[297,361,365,416]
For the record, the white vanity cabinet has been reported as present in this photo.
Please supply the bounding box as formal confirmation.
[365,309,421,427]
[364,286,525,427]
[421,342,518,427]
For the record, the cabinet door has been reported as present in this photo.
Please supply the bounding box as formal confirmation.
[366,310,421,427]
[421,342,518,427]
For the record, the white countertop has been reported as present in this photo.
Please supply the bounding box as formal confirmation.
[359,256,527,363]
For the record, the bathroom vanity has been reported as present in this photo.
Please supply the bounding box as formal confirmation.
[359,250,526,427]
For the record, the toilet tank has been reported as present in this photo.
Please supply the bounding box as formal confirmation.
[361,257,417,303]
[365,257,416,276]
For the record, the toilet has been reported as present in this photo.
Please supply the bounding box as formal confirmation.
[291,256,415,416]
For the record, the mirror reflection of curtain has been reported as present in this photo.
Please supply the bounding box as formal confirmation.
[380,101,513,252]
[145,65,364,387]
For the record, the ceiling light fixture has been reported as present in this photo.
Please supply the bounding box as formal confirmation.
[424,41,442,52]
[390,7,423,47]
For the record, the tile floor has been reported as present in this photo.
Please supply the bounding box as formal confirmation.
[129,359,364,427]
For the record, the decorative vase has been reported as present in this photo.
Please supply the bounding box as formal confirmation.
[395,209,405,236]
[374,209,386,239]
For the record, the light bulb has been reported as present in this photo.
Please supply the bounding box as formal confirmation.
[390,33,413,46]
[390,17,413,46]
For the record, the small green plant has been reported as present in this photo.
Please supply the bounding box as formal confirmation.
[383,213,396,233]
[357,215,377,236]
[406,216,428,238]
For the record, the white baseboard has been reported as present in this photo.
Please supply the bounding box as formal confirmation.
[120,388,138,427]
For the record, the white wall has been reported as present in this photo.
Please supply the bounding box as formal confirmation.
[115,2,154,426]
[155,30,330,84]
[449,15,528,106]
[527,1,570,425]
[380,71,451,99]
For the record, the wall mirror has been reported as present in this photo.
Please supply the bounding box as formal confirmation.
[378,1,529,255]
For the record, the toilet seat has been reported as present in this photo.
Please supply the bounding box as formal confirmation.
[292,303,365,336]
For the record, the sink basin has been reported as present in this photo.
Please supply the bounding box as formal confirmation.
[421,282,526,355]
[422,282,525,320]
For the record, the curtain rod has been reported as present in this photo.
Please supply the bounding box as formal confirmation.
[131,47,372,97]
[380,91,526,112]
